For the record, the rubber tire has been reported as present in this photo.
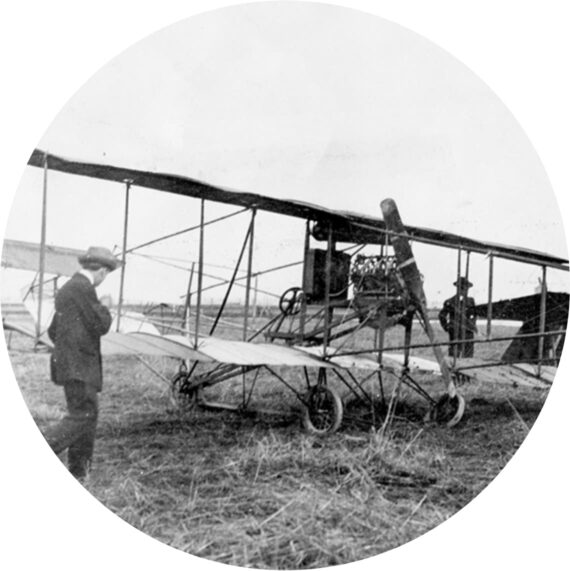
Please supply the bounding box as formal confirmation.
[302,385,343,435]
[170,372,198,411]
[426,393,466,427]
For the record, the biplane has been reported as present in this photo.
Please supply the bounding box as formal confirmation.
[2,149,568,433]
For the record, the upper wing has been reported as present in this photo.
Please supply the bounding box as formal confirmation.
[28,150,569,270]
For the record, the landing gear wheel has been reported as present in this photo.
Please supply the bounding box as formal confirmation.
[426,393,465,427]
[170,372,198,411]
[302,385,343,434]
[279,287,305,316]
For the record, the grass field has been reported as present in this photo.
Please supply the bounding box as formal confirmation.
[5,317,549,569]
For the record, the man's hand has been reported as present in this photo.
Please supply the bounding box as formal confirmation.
[99,295,113,308]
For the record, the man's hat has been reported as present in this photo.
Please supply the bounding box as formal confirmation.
[454,276,473,288]
[78,246,121,272]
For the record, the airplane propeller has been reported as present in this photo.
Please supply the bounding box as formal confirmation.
[380,198,464,426]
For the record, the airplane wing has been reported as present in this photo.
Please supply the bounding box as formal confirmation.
[101,332,208,360]
[298,346,442,373]
[381,352,443,374]
[297,346,380,370]
[27,150,569,270]
[2,239,83,276]
[377,352,555,388]
[2,319,53,349]
[103,333,341,368]
[3,314,557,384]
[451,358,556,388]
[2,313,333,367]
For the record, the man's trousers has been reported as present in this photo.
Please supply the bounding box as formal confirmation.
[447,330,475,358]
[43,380,99,479]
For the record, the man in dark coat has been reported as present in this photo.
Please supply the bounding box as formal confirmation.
[43,246,120,480]
[438,276,478,358]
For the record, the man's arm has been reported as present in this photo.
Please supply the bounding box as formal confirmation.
[439,301,450,332]
[73,285,113,337]
[47,314,57,342]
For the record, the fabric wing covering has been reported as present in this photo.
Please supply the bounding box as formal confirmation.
[101,332,334,368]
[100,331,439,372]
[27,150,569,270]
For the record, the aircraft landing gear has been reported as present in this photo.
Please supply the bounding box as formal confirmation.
[170,370,200,411]
[301,369,343,434]
[302,385,343,434]
[426,393,465,427]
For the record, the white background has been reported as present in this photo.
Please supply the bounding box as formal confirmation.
[1,1,569,570]
[2,0,568,309]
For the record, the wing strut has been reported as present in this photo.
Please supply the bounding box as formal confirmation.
[36,152,49,344]
[116,179,132,331]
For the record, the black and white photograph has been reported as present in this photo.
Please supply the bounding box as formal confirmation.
[1,2,569,570]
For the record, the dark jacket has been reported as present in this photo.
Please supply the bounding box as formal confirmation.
[47,273,112,391]
[438,294,478,336]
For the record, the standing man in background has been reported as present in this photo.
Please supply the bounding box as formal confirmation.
[439,276,478,358]
[44,246,120,481]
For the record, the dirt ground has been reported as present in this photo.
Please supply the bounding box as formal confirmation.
[5,323,548,569]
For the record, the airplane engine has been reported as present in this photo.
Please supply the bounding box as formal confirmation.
[351,254,412,328]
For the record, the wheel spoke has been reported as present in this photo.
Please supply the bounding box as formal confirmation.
[302,378,343,434]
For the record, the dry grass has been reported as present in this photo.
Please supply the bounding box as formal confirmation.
[6,321,547,569]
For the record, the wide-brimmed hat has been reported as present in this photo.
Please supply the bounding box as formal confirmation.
[78,246,121,271]
[454,276,473,288]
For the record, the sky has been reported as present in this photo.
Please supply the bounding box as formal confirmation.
[1,1,568,307]
[1,3,570,571]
